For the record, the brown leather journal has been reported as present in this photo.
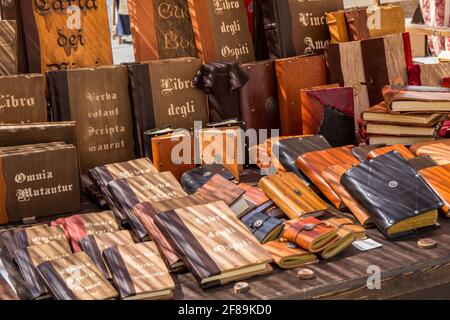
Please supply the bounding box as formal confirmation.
[411,140,450,165]
[128,0,197,62]
[195,174,245,207]
[296,146,360,209]
[367,145,415,160]
[419,164,450,217]
[14,224,67,250]
[263,240,319,269]
[188,0,255,63]
[152,131,196,181]
[275,54,328,135]
[259,172,328,220]
[324,216,366,240]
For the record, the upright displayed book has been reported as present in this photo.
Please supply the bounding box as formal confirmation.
[128,0,198,62]
[16,0,113,73]
[155,201,273,288]
[47,66,136,173]
[188,0,255,63]
[128,58,208,157]
[103,242,175,300]
[0,74,47,124]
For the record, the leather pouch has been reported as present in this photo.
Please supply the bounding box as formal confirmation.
[240,209,284,244]
[296,146,360,208]
[282,217,338,253]
[419,164,450,217]
[263,240,319,269]
[341,152,442,239]
[326,11,349,43]
[180,165,234,194]
[410,139,450,165]
[259,172,328,220]
[367,144,415,160]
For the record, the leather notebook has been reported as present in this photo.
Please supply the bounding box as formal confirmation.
[193,62,248,123]
[238,60,280,132]
[344,8,370,41]
[79,230,135,280]
[154,201,273,289]
[319,222,355,259]
[89,158,158,223]
[275,54,328,135]
[0,74,47,124]
[128,58,208,157]
[14,224,67,251]
[151,131,196,181]
[107,172,188,240]
[419,164,450,217]
[188,0,255,63]
[410,139,450,165]
[238,183,270,208]
[240,208,284,244]
[51,211,120,253]
[15,239,72,300]
[367,144,415,160]
[326,10,349,44]
[128,0,197,62]
[37,251,118,300]
[17,0,112,73]
[103,242,175,300]
[296,146,360,209]
[323,216,366,240]
[263,240,319,269]
[341,152,442,239]
[81,174,106,208]
[180,164,234,194]
[133,195,211,272]
[301,86,356,146]
[366,5,405,39]
[274,135,332,185]
[259,172,328,220]
[47,66,136,173]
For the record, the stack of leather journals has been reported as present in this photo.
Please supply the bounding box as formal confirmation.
[362,85,450,145]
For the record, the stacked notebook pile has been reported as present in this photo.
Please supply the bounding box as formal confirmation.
[362,85,450,145]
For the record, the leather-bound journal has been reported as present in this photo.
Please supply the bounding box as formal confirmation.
[326,10,349,44]
[14,224,67,250]
[37,252,118,300]
[410,139,450,166]
[341,152,442,239]
[155,201,273,288]
[103,242,175,300]
[240,208,283,244]
[79,230,135,280]
[181,165,234,194]
[419,164,450,217]
[263,240,319,269]
[344,8,370,41]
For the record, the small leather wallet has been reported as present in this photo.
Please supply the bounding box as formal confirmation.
[263,240,319,269]
[240,209,284,244]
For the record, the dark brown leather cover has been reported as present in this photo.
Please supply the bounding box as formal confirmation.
[258,0,344,59]
[367,144,415,160]
[151,132,196,181]
[0,74,47,124]
[17,0,112,73]
[47,66,136,173]
[419,164,450,217]
[276,54,328,135]
[296,146,359,208]
[410,139,450,165]
[0,145,81,225]
[238,60,280,132]
[344,8,370,41]
[128,0,197,62]
[188,0,255,63]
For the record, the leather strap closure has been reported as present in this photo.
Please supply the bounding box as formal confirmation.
[289,222,329,246]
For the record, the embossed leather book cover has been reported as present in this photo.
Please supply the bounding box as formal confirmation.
[15,239,72,299]
[0,20,17,75]
[238,60,280,132]
[128,58,208,157]
[341,152,442,239]
[0,122,76,147]
[0,145,81,225]
[52,211,119,252]
[107,172,187,240]
[14,224,67,250]
[259,172,328,220]
[275,54,328,135]
[79,230,135,280]
[258,0,344,59]
[37,251,118,300]
[366,5,405,39]
[47,66,136,173]
[0,74,47,124]
[128,0,197,62]
[103,242,175,300]
[155,201,272,288]
[89,158,158,223]
[17,0,112,73]
[188,0,255,63]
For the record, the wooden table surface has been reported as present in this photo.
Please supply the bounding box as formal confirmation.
[2,198,450,300]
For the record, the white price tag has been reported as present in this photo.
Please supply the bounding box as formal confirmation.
[353,238,383,251]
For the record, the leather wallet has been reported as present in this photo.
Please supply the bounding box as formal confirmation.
[296,146,360,208]
[410,139,450,165]
[263,240,319,269]
[419,164,450,217]
[352,144,387,162]
[180,165,234,194]
[301,87,356,147]
[240,209,284,244]
[326,10,349,43]
[274,135,332,185]
[367,144,416,160]
[321,165,373,228]
[282,217,338,253]
[341,152,442,239]
[259,172,329,220]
